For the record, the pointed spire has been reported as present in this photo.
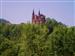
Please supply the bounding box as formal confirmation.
[32,9,34,15]
[38,10,40,15]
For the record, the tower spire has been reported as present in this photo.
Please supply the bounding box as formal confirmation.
[32,9,35,24]
[32,9,34,15]
[38,10,40,15]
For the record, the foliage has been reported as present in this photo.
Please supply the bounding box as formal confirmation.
[0,18,75,56]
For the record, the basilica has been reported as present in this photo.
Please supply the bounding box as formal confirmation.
[32,10,46,24]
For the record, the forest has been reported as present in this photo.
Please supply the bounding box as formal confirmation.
[0,18,75,56]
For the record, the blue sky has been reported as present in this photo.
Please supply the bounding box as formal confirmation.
[0,0,75,26]
[1,0,74,1]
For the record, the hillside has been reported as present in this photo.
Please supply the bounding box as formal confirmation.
[0,18,75,56]
[0,18,10,24]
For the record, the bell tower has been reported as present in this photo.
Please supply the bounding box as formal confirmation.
[32,10,46,24]
[32,10,35,23]
[38,10,40,16]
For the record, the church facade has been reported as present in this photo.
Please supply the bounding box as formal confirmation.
[32,10,46,24]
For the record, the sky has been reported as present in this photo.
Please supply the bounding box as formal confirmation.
[0,0,75,26]
[1,0,74,1]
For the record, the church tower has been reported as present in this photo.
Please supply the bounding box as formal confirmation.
[32,10,46,24]
[32,10,35,24]
[38,10,40,16]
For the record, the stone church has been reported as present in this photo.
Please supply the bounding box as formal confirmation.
[32,10,46,24]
